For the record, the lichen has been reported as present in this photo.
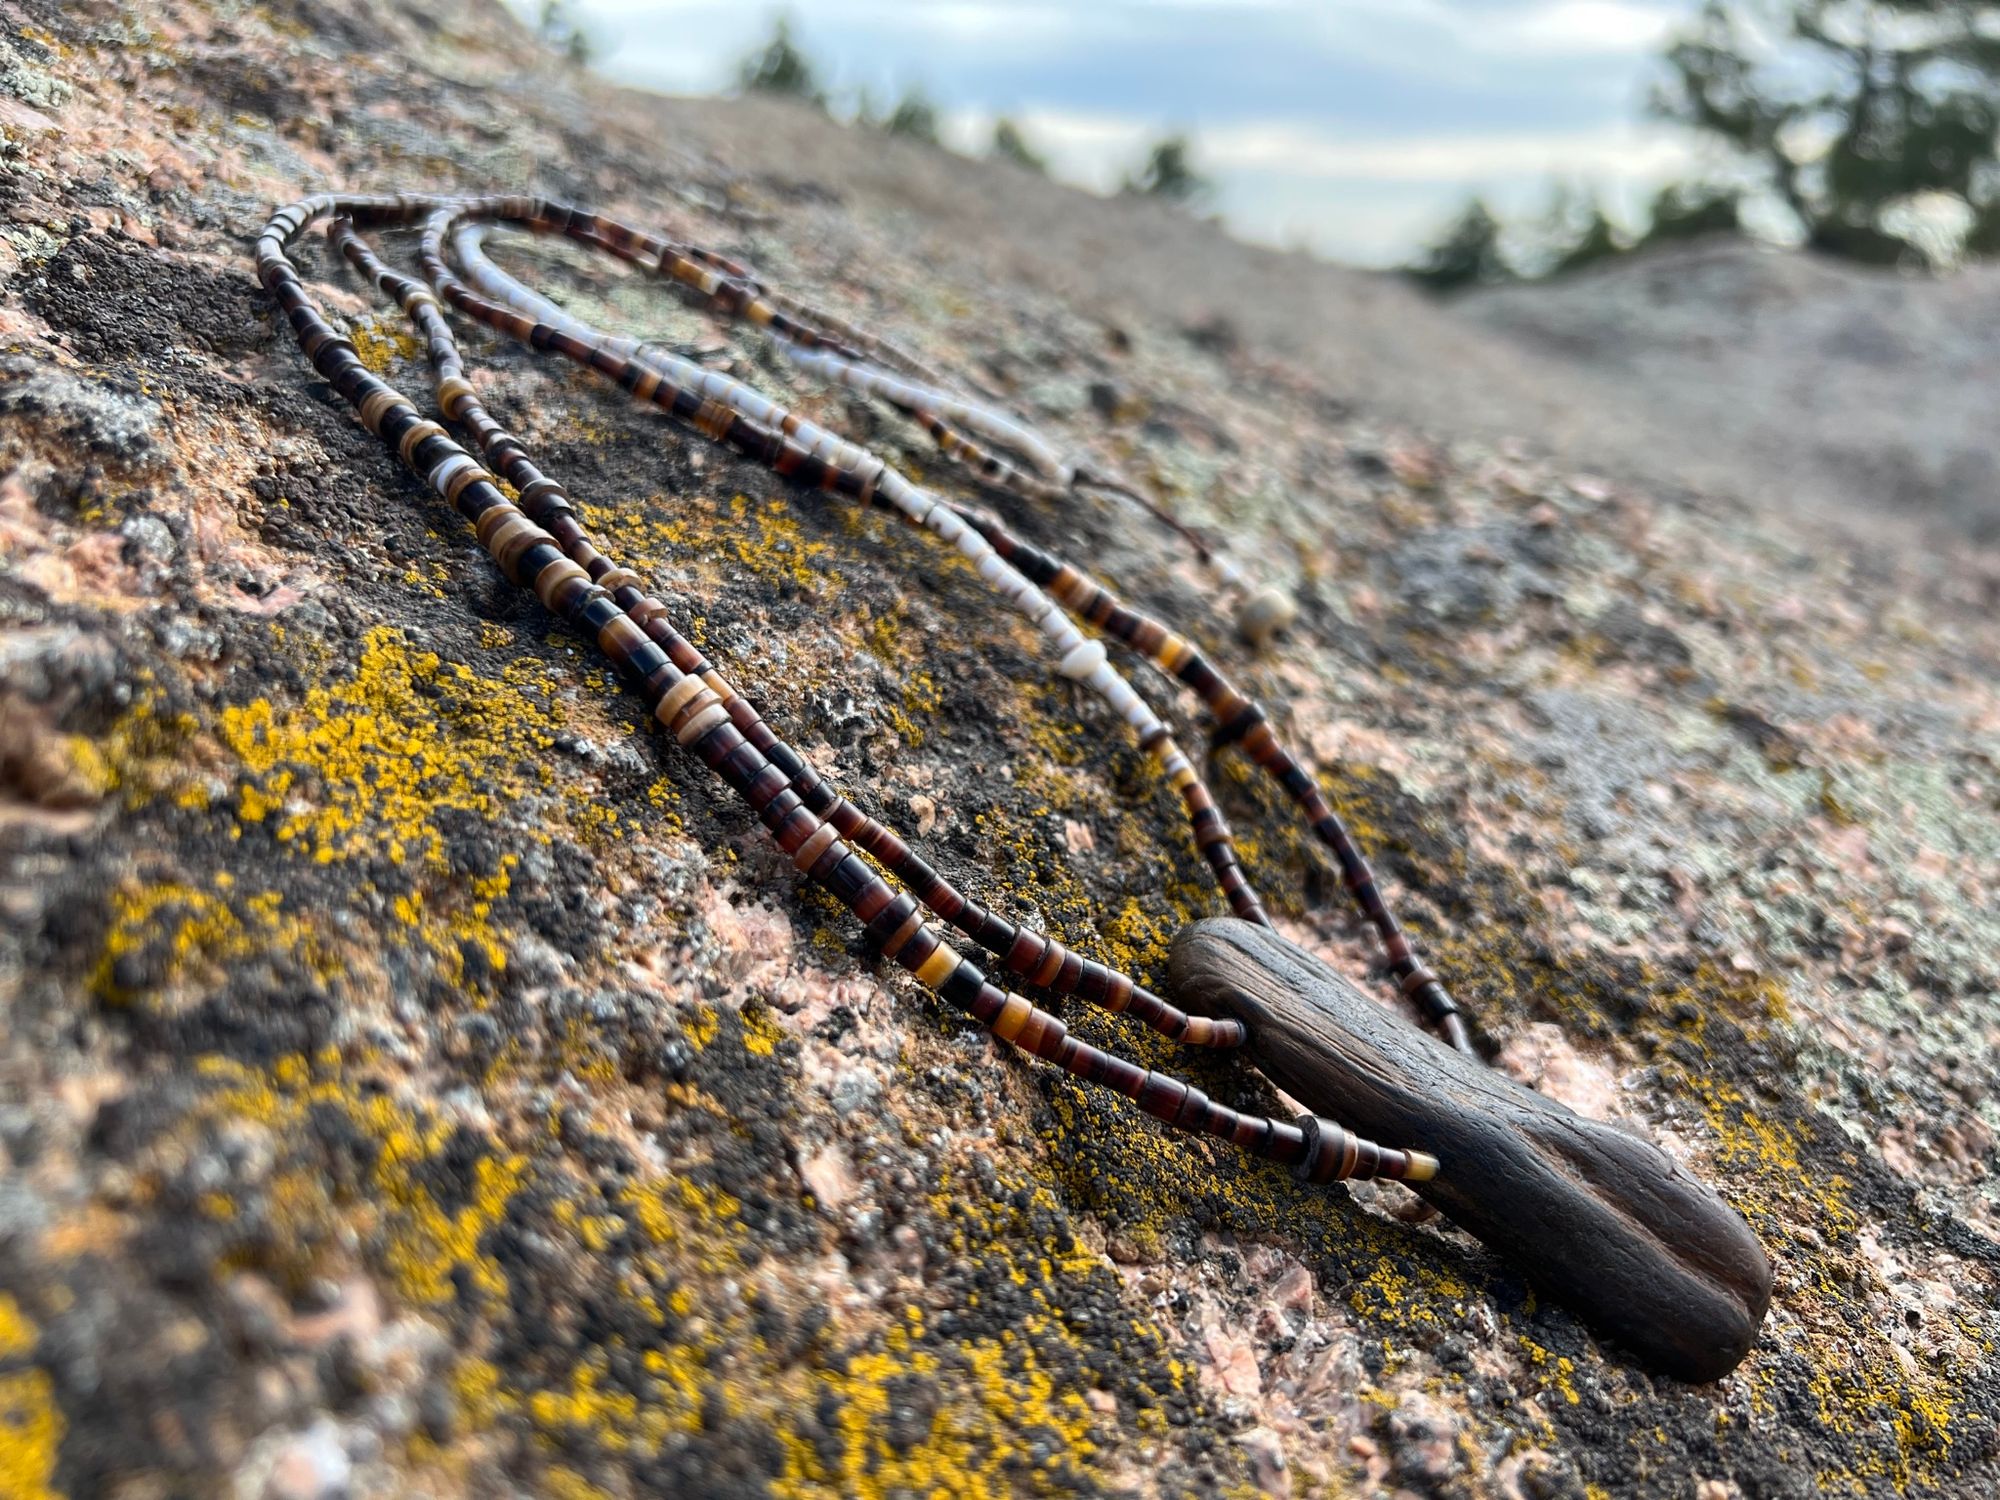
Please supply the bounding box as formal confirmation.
[217,624,561,870]
[201,1052,529,1305]
[577,491,843,598]
[91,874,334,1004]
[348,313,422,375]
[0,1296,61,1500]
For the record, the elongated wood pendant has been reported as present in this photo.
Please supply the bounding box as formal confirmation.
[1168,918,1773,1382]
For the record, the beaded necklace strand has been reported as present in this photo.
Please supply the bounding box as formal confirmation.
[413,198,1281,929]
[255,190,1457,1189]
[418,195,1470,1053]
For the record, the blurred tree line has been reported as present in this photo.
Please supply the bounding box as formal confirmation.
[1412,0,2000,291]
[535,0,593,66]
[732,17,1207,201]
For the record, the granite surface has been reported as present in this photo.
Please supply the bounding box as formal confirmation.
[2,2,1998,1496]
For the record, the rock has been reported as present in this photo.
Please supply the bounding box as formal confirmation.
[1234,583,1299,649]
[1388,1392,1461,1486]
[260,1419,351,1500]
[0,3,1995,1499]
[1237,1426,1289,1497]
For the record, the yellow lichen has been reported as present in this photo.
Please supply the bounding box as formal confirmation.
[0,1369,63,1500]
[349,313,422,374]
[204,1054,526,1306]
[576,492,842,597]
[0,1295,60,1500]
[218,625,561,870]
[91,876,333,1004]
[0,1295,37,1362]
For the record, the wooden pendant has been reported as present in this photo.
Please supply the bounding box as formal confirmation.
[1169,918,1772,1382]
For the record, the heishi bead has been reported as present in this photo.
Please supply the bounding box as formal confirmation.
[791,823,839,873]
[398,419,447,465]
[653,674,707,729]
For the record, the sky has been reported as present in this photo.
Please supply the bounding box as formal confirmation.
[560,0,1716,267]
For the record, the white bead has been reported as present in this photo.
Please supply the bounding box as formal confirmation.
[1059,640,1107,680]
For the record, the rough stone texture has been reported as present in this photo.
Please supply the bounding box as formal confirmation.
[2,1,1998,1498]
[1464,238,2000,541]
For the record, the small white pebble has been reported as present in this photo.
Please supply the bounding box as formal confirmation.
[1236,584,1299,649]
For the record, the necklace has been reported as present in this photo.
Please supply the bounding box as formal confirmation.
[255,190,1771,1381]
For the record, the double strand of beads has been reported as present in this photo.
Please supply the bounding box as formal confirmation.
[424,196,1470,1053]
[413,196,1272,927]
[455,203,1270,609]
[258,191,1436,1186]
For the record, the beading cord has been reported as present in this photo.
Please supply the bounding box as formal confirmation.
[409,196,1273,929]
[430,197,1470,1054]
[451,223,1276,622]
[654,229,1268,591]
[326,213,1238,1054]
[255,189,1441,1187]
[461,204,1271,605]
[454,226,1069,484]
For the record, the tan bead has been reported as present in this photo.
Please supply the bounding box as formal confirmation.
[474,502,525,547]
[791,823,839,872]
[529,556,588,608]
[437,375,476,415]
[542,565,595,615]
[992,994,1033,1043]
[914,942,959,989]
[495,518,549,577]
[398,419,446,466]
[654,675,707,729]
[674,700,731,746]
[671,688,722,732]
[358,388,408,432]
[479,511,534,565]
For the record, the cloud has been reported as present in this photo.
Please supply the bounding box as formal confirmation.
[943,105,1156,191]
[579,0,1685,96]
[1198,118,1699,184]
[941,104,1702,263]
[1452,0,1683,58]
[558,0,1704,263]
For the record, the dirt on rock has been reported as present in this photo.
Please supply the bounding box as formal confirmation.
[2,1,1998,1498]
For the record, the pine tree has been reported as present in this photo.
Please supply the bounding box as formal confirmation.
[736,17,824,108]
[1534,185,1627,278]
[1405,199,1513,292]
[536,0,593,67]
[885,90,942,145]
[1641,182,1742,246]
[1655,0,2000,265]
[1124,135,1210,205]
[991,118,1048,174]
